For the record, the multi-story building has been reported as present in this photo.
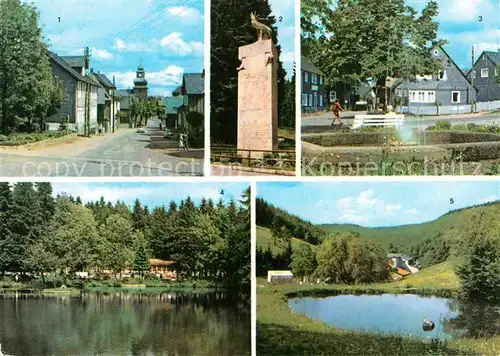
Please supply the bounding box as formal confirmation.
[301,56,327,113]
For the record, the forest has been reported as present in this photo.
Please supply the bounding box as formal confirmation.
[0,183,250,291]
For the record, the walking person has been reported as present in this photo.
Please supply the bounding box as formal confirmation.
[182,132,189,151]
[331,100,344,126]
[177,132,184,151]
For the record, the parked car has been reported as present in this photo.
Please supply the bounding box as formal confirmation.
[137,126,146,133]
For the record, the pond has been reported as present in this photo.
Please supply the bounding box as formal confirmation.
[289,293,500,341]
[0,291,250,355]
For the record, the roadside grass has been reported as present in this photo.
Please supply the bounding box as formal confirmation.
[0,132,71,146]
[256,226,316,255]
[257,260,500,355]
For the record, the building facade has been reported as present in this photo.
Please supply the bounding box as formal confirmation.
[301,56,327,113]
[177,73,204,135]
[469,51,500,102]
[46,52,99,134]
[393,46,476,114]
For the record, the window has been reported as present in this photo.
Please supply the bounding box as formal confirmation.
[481,68,489,78]
[313,92,318,107]
[433,49,439,56]
[472,70,476,79]
[304,72,309,83]
[308,94,313,106]
[319,76,323,85]
[451,91,460,103]
[311,73,317,84]
[319,94,324,107]
[409,90,435,103]
[301,93,307,106]
[483,54,486,61]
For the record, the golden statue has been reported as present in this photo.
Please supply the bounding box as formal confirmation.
[250,12,272,41]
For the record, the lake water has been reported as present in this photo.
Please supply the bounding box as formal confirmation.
[289,293,500,340]
[0,291,250,355]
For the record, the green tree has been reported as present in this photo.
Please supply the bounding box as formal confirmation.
[211,0,286,144]
[0,0,58,133]
[132,199,149,231]
[301,0,443,108]
[280,68,295,128]
[51,196,102,276]
[0,182,12,274]
[133,236,150,278]
[290,244,317,281]
[456,215,500,303]
[315,232,389,284]
[100,214,137,278]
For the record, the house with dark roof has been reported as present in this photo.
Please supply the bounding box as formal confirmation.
[468,50,500,102]
[392,46,476,115]
[90,70,119,132]
[164,96,184,129]
[177,73,204,134]
[46,52,99,134]
[301,56,327,113]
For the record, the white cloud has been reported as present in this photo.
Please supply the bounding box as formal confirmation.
[107,65,184,89]
[385,204,402,213]
[93,48,114,60]
[336,196,354,209]
[160,32,204,56]
[479,195,498,204]
[113,38,157,53]
[406,208,419,215]
[357,190,377,208]
[166,6,203,24]
[436,0,497,23]
[281,51,295,64]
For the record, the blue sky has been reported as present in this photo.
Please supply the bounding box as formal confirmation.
[269,0,295,77]
[33,0,204,97]
[50,182,249,208]
[257,181,500,227]
[406,0,499,69]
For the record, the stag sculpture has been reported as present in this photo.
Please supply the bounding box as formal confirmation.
[250,12,272,41]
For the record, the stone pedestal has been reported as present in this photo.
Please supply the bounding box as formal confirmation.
[237,39,278,158]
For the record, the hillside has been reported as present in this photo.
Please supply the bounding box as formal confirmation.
[320,201,500,252]
[257,226,316,256]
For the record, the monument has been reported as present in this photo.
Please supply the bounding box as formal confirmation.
[237,12,278,157]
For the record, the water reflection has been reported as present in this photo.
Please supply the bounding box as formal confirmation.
[443,301,500,339]
[289,294,500,341]
[0,292,250,356]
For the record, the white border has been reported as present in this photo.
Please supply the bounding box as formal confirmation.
[250,180,257,356]
[204,0,211,177]
[295,0,301,177]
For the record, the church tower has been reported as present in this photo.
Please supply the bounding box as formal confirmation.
[133,63,148,99]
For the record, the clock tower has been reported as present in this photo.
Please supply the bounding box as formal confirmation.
[133,63,148,99]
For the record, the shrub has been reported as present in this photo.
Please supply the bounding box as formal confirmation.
[435,121,451,130]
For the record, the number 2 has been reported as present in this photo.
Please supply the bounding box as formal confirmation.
[279,16,283,22]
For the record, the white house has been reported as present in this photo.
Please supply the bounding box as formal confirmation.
[388,254,421,275]
[267,270,293,284]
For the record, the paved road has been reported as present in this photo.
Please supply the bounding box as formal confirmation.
[302,112,500,132]
[0,119,204,177]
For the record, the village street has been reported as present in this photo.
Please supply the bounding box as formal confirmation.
[302,111,500,134]
[0,119,203,177]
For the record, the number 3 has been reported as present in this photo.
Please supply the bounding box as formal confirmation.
[478,16,483,21]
